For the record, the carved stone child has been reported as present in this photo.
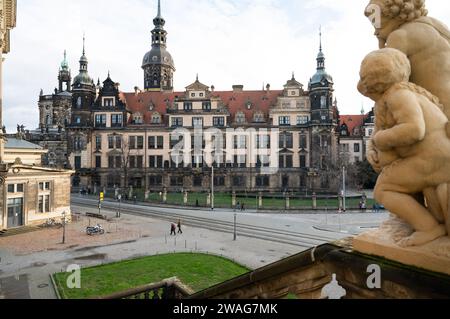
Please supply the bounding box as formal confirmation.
[358,48,449,247]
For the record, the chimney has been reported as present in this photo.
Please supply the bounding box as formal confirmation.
[266,84,271,92]
[232,85,244,93]
[134,86,141,96]
[211,85,215,92]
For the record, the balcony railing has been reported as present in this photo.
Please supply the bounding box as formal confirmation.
[94,277,193,300]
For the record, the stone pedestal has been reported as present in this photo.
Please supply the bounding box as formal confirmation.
[183,191,188,205]
[338,196,343,211]
[144,190,150,200]
[231,191,236,208]
[312,193,317,210]
[206,192,211,206]
[354,217,450,276]
[285,196,290,210]
[163,188,167,204]
[258,192,263,209]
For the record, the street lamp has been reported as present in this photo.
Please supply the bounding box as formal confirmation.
[233,213,237,241]
[211,164,215,211]
[62,211,67,244]
[342,165,347,212]
[117,194,122,218]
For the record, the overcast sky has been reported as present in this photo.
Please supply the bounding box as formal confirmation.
[3,0,450,132]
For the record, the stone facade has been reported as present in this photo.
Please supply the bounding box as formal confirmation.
[27,0,347,195]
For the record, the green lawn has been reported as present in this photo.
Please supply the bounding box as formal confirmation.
[54,253,249,299]
[131,190,375,210]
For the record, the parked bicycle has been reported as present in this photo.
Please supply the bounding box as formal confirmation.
[86,224,105,236]
[42,218,64,229]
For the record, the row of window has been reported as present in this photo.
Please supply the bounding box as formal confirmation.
[171,116,226,128]
[87,132,311,153]
[95,114,123,128]
[169,133,308,150]
[95,154,309,169]
[341,143,361,153]
[7,183,52,214]
[278,116,310,126]
[7,182,50,194]
[179,101,211,111]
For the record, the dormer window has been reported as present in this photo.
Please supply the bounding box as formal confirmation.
[253,112,265,123]
[149,103,154,111]
[235,112,246,125]
[103,97,115,107]
[246,101,252,110]
[133,113,143,125]
[152,112,162,124]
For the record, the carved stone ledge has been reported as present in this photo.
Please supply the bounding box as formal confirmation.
[354,216,450,276]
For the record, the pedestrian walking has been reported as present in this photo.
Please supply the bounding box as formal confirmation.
[177,219,183,234]
[236,201,240,212]
[170,223,177,236]
[241,203,245,211]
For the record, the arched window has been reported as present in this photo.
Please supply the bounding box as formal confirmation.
[77,97,82,108]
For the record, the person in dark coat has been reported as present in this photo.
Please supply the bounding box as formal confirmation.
[170,223,177,236]
[177,220,183,234]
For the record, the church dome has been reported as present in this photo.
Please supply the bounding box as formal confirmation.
[142,46,175,70]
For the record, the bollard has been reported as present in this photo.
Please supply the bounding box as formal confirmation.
[312,193,317,210]
[258,192,263,209]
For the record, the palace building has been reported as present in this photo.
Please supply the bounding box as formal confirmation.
[27,0,343,194]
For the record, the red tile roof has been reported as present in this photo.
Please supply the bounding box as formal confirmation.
[340,115,367,136]
[120,90,284,125]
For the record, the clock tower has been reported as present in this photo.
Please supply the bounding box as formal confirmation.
[142,0,175,92]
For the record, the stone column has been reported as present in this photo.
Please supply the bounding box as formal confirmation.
[163,188,167,204]
[258,192,263,209]
[232,191,236,208]
[206,191,211,206]
[183,191,188,205]
[312,193,317,210]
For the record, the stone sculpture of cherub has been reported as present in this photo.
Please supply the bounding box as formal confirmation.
[358,48,449,247]
[365,0,450,133]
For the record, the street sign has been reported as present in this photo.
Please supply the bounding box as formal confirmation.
[100,192,104,202]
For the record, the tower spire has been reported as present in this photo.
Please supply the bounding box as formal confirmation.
[319,26,322,53]
[157,0,161,17]
[316,27,325,71]
[82,33,86,56]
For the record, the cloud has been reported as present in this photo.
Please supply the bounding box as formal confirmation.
[3,0,450,132]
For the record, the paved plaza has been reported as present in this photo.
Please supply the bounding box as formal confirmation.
[0,201,389,299]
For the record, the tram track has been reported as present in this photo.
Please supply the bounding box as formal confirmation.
[72,197,343,248]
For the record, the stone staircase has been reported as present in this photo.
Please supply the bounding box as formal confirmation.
[0,226,43,238]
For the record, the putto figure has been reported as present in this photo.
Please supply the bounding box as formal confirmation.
[358,48,449,247]
[365,0,450,134]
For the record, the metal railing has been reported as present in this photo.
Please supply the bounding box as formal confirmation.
[94,277,193,300]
